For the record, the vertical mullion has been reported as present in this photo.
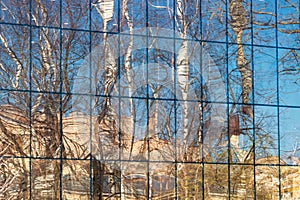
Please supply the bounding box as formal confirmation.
[250,0,257,198]
[146,0,150,199]
[29,0,33,199]
[117,0,122,198]
[199,0,205,199]
[89,0,93,199]
[275,0,282,199]
[225,0,231,199]
[59,0,63,199]
[172,0,178,199]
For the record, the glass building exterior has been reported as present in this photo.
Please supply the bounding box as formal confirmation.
[0,0,299,199]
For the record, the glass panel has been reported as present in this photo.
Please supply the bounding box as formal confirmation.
[0,158,30,199]
[62,160,90,199]
[253,0,276,46]
[204,164,228,199]
[149,100,175,162]
[0,91,30,156]
[89,32,119,96]
[255,106,278,163]
[230,165,254,199]
[31,27,61,92]
[121,0,146,33]
[62,0,89,30]
[122,161,148,199]
[228,0,251,44]
[148,37,175,99]
[202,0,226,42]
[203,103,228,163]
[93,97,120,161]
[178,164,203,199]
[32,0,60,27]
[91,0,119,32]
[31,92,61,158]
[228,44,252,104]
[120,98,148,161]
[182,1,201,40]
[281,166,300,199]
[119,34,147,98]
[63,94,91,159]
[280,107,300,166]
[229,104,254,164]
[171,0,201,40]
[62,30,90,94]
[32,159,61,199]
[148,0,174,33]
[150,163,175,199]
[278,0,300,48]
[0,24,30,91]
[0,0,30,24]
[175,38,202,102]
[203,43,227,103]
[279,49,300,107]
[176,101,202,162]
[256,165,279,199]
[92,161,121,199]
[83,32,105,97]
[254,47,277,105]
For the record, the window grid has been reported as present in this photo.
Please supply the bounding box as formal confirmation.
[0,0,299,199]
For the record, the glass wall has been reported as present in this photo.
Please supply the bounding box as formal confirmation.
[0,0,299,199]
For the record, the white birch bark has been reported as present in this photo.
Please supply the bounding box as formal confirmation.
[177,39,189,151]
[93,0,116,100]
[176,0,190,156]
[121,0,135,198]
[229,0,253,162]
[121,0,136,162]
[0,33,23,88]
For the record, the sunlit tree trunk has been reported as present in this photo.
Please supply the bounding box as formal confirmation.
[121,0,136,161]
[176,0,190,158]
[229,0,252,162]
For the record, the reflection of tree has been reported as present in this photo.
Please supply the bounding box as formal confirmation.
[0,146,22,199]
[0,0,89,199]
[173,0,298,198]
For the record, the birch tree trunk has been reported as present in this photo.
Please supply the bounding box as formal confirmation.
[121,0,136,161]
[93,0,116,113]
[229,0,252,106]
[229,0,253,162]
[176,0,190,158]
